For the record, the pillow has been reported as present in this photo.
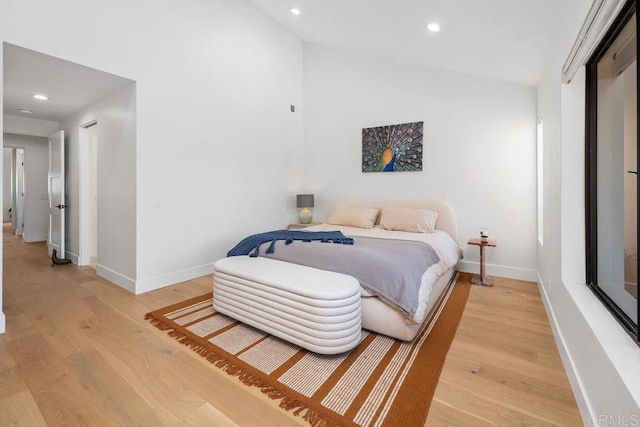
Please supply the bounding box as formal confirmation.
[327,205,379,229]
[379,207,439,233]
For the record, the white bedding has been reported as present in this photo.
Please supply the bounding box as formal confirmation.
[303,223,461,323]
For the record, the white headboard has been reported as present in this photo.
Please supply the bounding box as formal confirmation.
[331,199,459,243]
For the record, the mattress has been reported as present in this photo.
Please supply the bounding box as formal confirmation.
[361,267,456,341]
[302,223,461,324]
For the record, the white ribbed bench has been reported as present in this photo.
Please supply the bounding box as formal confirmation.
[213,256,362,354]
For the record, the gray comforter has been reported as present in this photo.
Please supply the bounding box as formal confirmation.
[261,236,440,317]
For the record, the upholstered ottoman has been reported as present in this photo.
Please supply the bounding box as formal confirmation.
[213,256,362,354]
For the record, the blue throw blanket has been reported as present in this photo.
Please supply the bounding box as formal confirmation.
[227,230,354,258]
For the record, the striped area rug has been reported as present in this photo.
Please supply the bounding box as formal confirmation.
[146,272,471,427]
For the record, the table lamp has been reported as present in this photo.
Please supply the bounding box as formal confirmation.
[296,194,314,224]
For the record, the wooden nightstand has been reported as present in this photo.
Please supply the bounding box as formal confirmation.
[287,222,320,229]
[467,237,497,286]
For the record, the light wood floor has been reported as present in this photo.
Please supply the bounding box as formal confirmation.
[0,224,582,426]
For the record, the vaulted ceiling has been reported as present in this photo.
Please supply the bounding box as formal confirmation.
[3,1,564,126]
[246,0,565,86]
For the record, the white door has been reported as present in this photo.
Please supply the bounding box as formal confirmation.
[3,148,13,222]
[10,149,17,231]
[79,122,98,266]
[48,130,65,257]
[15,149,25,236]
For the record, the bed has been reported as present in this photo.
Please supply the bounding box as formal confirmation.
[219,199,461,342]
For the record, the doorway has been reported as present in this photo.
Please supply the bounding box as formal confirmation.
[13,148,25,237]
[79,121,98,268]
[2,42,137,301]
[2,148,11,223]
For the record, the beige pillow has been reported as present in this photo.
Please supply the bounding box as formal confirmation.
[327,206,379,229]
[379,207,439,233]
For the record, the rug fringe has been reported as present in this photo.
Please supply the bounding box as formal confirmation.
[145,311,348,427]
[145,313,176,331]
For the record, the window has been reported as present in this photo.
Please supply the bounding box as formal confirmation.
[537,113,544,246]
[586,0,639,342]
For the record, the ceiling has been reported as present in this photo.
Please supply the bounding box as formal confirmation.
[3,1,563,124]
[3,43,133,123]
[246,0,565,86]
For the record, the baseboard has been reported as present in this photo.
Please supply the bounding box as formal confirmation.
[135,262,215,295]
[96,264,136,294]
[0,311,5,334]
[22,233,47,243]
[535,272,593,422]
[458,261,537,282]
[64,251,79,265]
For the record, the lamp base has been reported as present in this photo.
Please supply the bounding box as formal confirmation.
[298,208,313,224]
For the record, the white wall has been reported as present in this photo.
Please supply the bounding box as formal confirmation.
[0,0,305,294]
[3,147,11,221]
[3,133,49,242]
[537,0,640,421]
[59,84,137,289]
[0,92,3,333]
[303,44,537,281]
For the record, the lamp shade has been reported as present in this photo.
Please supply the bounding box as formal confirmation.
[296,194,314,208]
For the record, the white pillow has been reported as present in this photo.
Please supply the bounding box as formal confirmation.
[327,206,379,229]
[379,207,439,233]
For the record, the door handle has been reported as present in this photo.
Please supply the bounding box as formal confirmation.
[55,204,68,209]
[627,170,638,175]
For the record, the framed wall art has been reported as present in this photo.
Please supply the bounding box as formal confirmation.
[361,121,423,172]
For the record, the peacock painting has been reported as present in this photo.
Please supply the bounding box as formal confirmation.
[361,121,423,172]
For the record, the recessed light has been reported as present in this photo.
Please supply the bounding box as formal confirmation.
[33,94,49,100]
[290,8,301,16]
[426,23,441,33]
[18,108,33,114]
